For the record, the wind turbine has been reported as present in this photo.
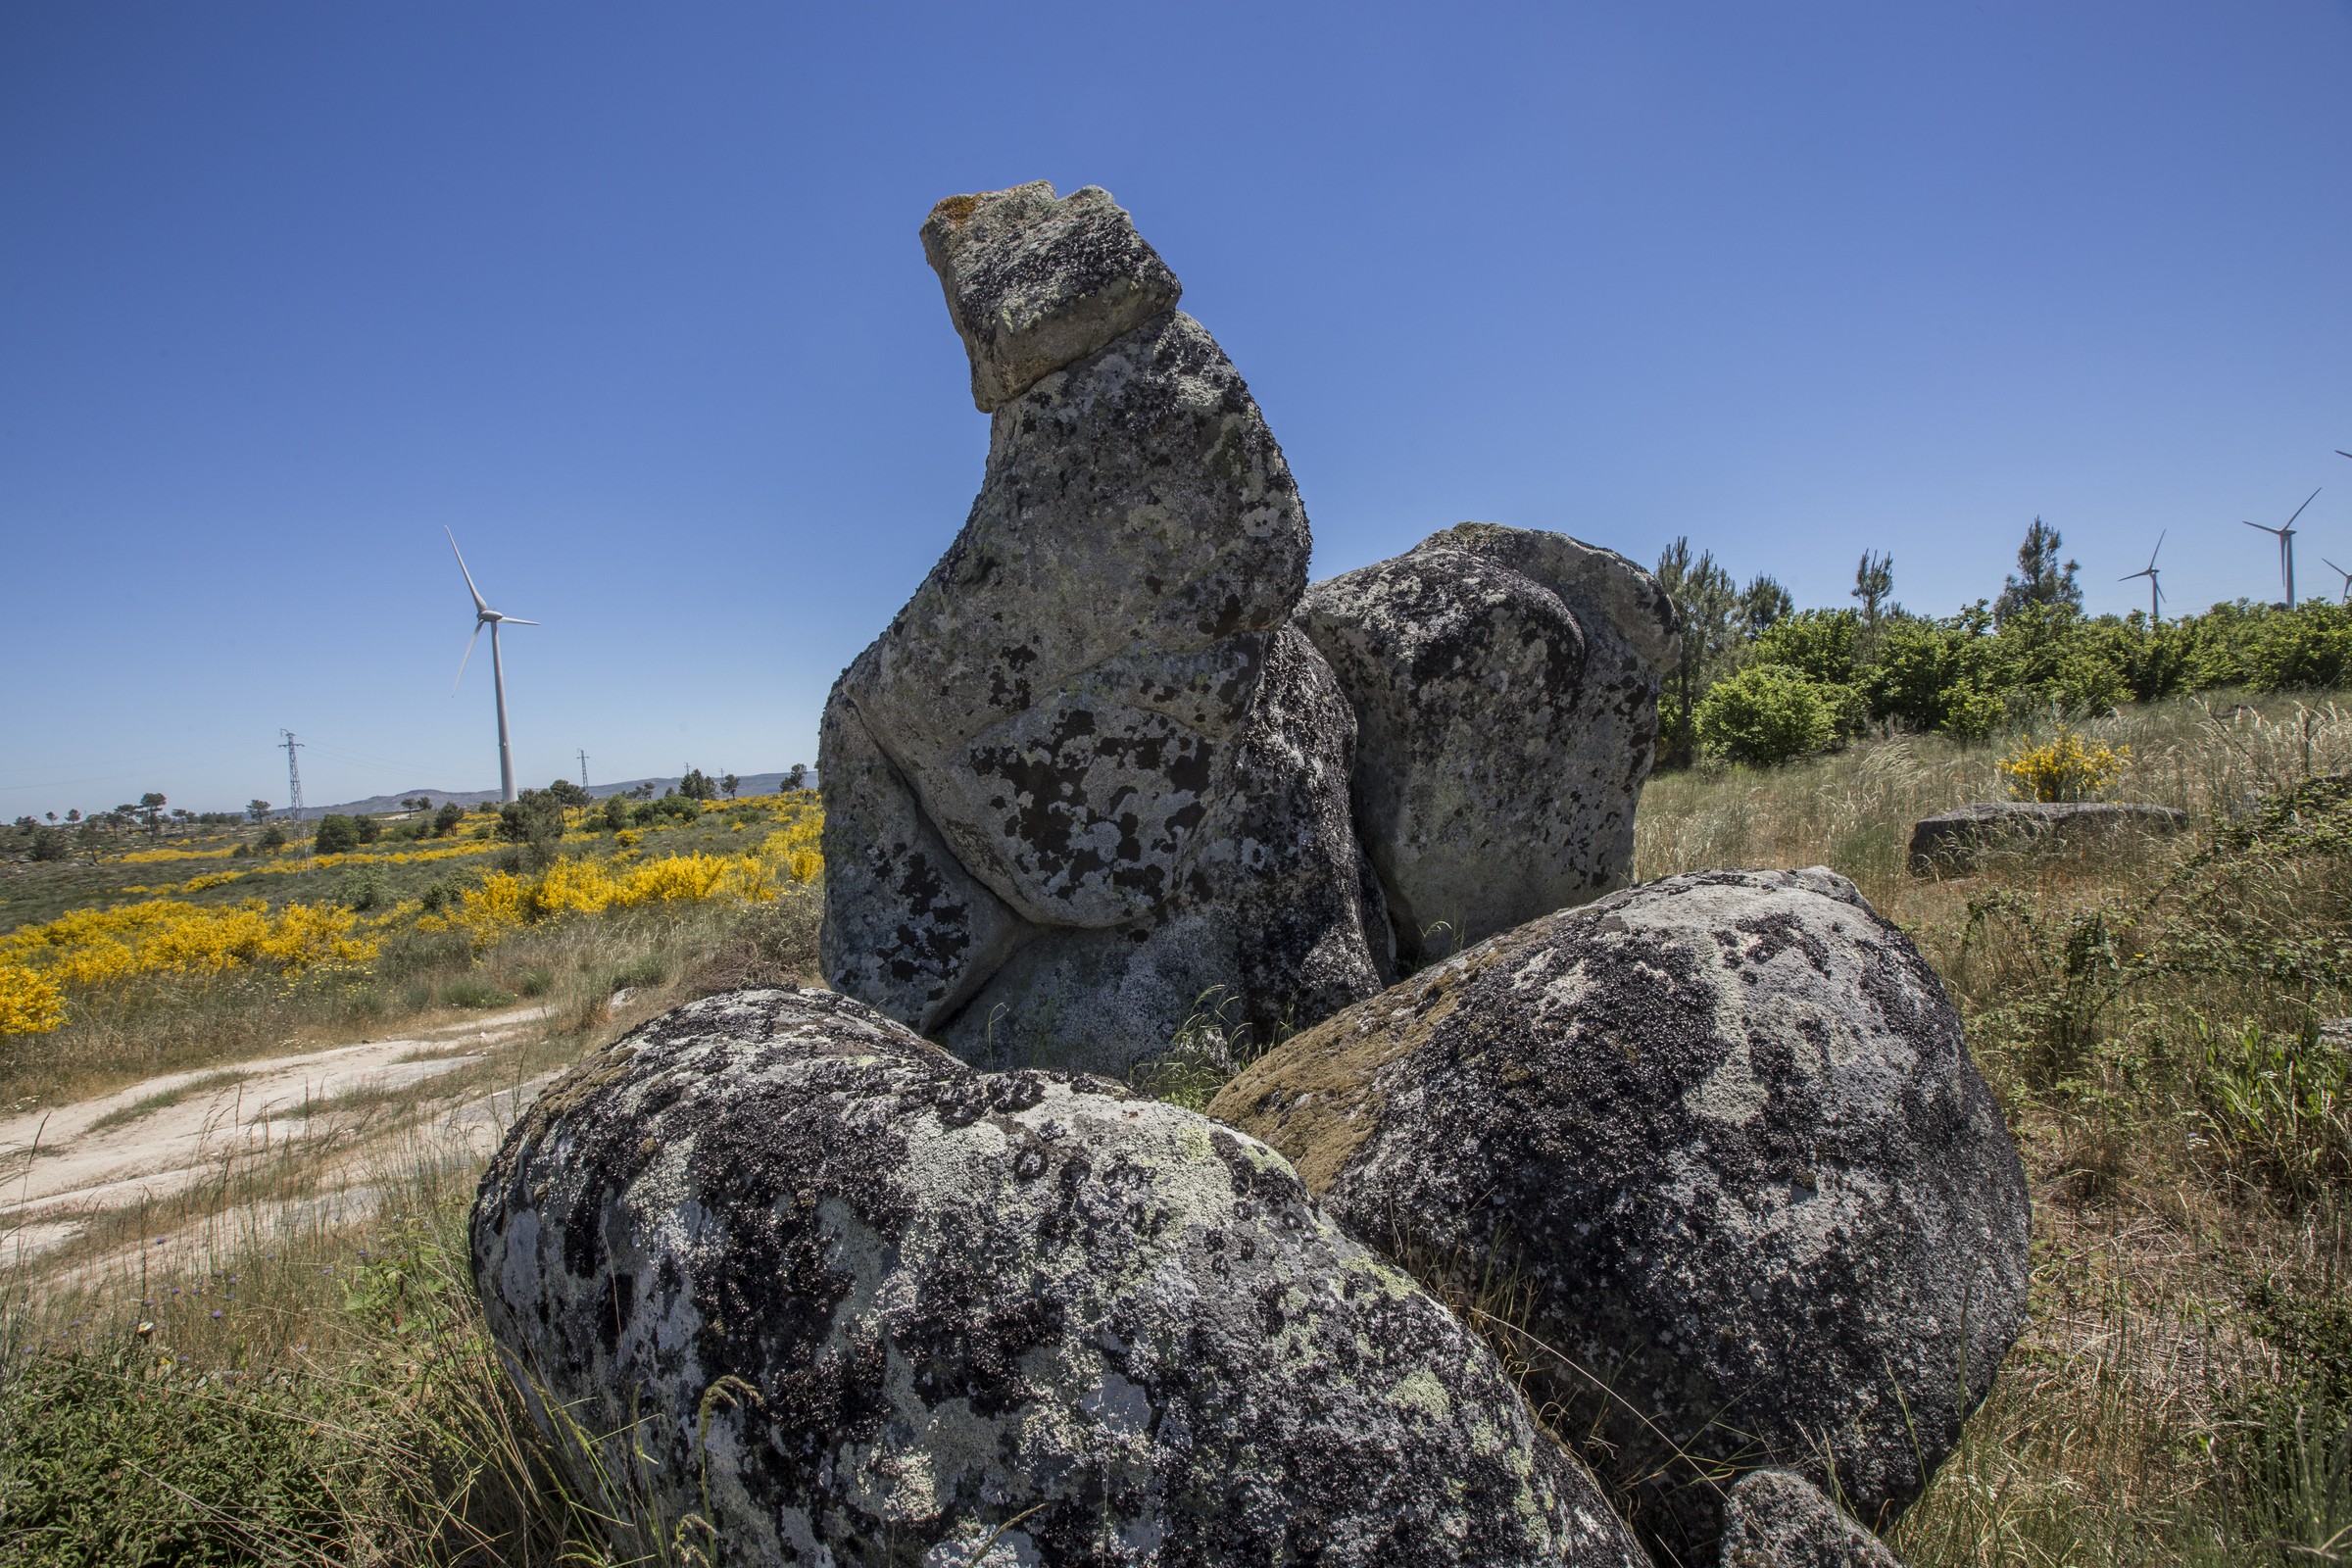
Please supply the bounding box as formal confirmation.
[2244,488,2321,609]
[2325,559,2352,607]
[447,529,537,804]
[2120,531,2165,623]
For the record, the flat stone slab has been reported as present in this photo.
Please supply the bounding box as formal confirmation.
[1908,801,2187,872]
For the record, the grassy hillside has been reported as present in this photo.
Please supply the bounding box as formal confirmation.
[5,700,2351,1563]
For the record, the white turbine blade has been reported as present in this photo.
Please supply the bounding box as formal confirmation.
[499,616,539,626]
[2149,528,2165,567]
[2328,559,2351,578]
[2285,486,2323,529]
[2246,519,2280,536]
[446,527,490,615]
[453,622,482,695]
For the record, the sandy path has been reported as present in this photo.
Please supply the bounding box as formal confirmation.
[0,1005,551,1261]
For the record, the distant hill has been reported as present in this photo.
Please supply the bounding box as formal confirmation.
[298,771,814,819]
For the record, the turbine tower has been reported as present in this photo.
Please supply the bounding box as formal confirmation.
[447,529,538,804]
[2326,559,2352,607]
[2244,488,2321,609]
[2120,531,2165,623]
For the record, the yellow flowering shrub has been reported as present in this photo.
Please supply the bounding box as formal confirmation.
[760,813,823,885]
[2,899,378,987]
[0,964,65,1037]
[1999,730,2131,803]
[420,811,824,953]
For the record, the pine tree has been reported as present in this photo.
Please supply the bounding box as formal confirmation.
[1851,551,1894,627]
[1994,518,2081,624]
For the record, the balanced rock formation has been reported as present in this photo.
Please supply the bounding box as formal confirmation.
[471,989,1650,1568]
[822,180,1673,1071]
[820,181,1383,1071]
[1716,1471,1902,1568]
[1211,868,2029,1562]
[1298,524,1677,966]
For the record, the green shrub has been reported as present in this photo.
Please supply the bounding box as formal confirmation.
[313,814,361,855]
[256,822,288,851]
[496,791,564,847]
[609,955,668,993]
[1695,664,1841,766]
[335,866,391,912]
[439,978,515,1010]
[644,794,698,824]
[431,802,466,837]
[0,1346,356,1563]
[1747,608,1862,686]
[514,966,554,999]
[416,871,473,914]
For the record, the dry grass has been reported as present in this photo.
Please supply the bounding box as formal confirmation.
[12,694,2352,1565]
[1644,692,2352,1567]
[0,887,826,1565]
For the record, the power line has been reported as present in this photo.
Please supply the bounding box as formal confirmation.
[279,731,308,858]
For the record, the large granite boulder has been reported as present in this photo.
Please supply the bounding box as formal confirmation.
[1907,800,2187,873]
[821,181,1385,1073]
[934,624,1386,1066]
[1716,1472,1902,1568]
[471,989,1650,1568]
[1297,526,1676,966]
[1210,868,2029,1561]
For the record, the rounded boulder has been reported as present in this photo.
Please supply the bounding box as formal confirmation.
[471,988,1648,1568]
[1210,868,2028,1561]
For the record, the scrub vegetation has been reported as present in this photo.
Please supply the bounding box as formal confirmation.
[8,699,2352,1564]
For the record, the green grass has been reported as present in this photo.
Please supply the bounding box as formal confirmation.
[0,884,830,1564]
[435,978,516,1011]
[0,1155,614,1566]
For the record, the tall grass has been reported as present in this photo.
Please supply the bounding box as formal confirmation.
[1637,694,2352,1567]
[0,890,827,1565]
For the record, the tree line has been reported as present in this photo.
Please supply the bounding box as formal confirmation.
[1654,520,2352,767]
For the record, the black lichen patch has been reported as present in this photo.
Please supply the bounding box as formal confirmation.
[1223,870,2031,1563]
[475,989,1645,1568]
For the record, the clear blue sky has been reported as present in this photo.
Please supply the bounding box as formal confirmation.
[4,3,2347,817]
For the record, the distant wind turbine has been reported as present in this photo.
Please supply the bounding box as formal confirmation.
[2325,559,2352,607]
[2120,531,2165,622]
[447,529,538,804]
[2244,488,2321,609]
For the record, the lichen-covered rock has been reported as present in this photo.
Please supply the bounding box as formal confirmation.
[921,182,1184,413]
[1297,527,1673,965]
[1716,1471,1902,1568]
[938,624,1386,1071]
[817,700,1035,1033]
[1210,869,2029,1561]
[824,181,1381,1066]
[471,989,1650,1568]
[1907,800,2187,873]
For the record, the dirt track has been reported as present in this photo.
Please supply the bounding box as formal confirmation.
[0,1004,556,1265]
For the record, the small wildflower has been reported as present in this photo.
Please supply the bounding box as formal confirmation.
[211,1309,222,1319]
